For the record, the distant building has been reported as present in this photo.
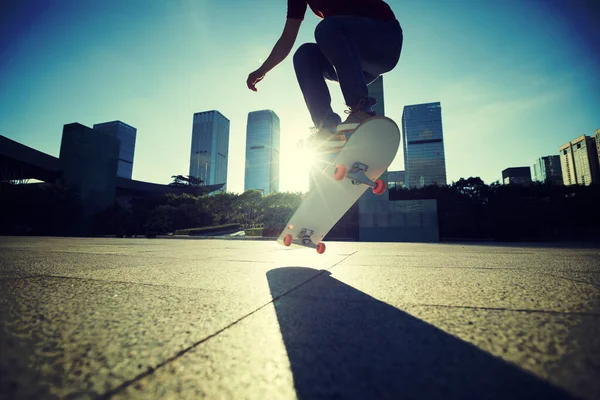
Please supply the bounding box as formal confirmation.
[595,129,600,169]
[387,170,406,189]
[189,110,230,191]
[244,110,280,194]
[93,121,136,179]
[401,102,447,188]
[60,123,120,233]
[1,131,224,235]
[502,167,532,185]
[368,75,385,117]
[559,134,600,186]
[531,155,563,184]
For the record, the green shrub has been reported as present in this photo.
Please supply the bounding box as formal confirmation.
[244,228,263,237]
[174,223,241,236]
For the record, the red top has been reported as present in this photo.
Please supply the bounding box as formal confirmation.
[287,0,396,21]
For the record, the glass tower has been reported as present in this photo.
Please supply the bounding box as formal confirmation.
[387,170,406,189]
[532,155,563,184]
[93,121,136,179]
[244,110,280,194]
[401,102,447,188]
[189,110,230,191]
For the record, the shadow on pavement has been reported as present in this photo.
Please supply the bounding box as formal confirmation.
[267,267,576,400]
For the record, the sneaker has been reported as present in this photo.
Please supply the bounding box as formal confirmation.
[307,126,346,150]
[337,99,376,132]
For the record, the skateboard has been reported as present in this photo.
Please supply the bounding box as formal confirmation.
[276,116,400,254]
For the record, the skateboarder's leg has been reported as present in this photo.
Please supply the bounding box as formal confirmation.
[314,16,403,127]
[293,43,342,132]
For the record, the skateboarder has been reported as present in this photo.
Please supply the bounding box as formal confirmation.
[246,0,403,144]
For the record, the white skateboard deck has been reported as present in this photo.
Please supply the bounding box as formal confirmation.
[277,116,400,253]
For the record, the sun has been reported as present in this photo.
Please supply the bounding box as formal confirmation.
[279,122,343,193]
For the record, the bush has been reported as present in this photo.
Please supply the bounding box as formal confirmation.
[174,223,241,236]
[244,228,263,237]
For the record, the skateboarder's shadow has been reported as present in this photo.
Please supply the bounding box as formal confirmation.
[266,267,574,400]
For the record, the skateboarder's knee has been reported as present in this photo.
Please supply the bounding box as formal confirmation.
[293,43,319,68]
[314,17,340,45]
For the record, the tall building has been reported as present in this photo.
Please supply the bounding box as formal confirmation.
[595,129,600,168]
[60,123,120,233]
[189,110,230,191]
[532,155,563,184]
[387,170,406,189]
[559,134,600,186]
[244,110,280,194]
[502,167,532,185]
[401,102,447,188]
[93,121,136,179]
[368,75,385,116]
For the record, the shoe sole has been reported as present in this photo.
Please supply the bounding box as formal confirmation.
[337,122,361,132]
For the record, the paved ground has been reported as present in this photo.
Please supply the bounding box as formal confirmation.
[0,237,599,399]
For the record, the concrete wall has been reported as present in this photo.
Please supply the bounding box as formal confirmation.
[359,199,439,242]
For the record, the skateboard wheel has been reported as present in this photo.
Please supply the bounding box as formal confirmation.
[316,242,326,254]
[333,164,347,180]
[283,234,293,247]
[372,179,386,195]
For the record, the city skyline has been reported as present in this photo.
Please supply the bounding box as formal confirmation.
[1,0,599,193]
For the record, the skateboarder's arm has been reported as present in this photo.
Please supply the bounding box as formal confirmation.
[260,18,302,73]
[247,18,302,91]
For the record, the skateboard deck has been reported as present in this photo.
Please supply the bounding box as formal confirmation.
[277,116,400,253]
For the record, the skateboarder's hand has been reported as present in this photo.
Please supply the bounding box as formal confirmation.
[247,69,265,92]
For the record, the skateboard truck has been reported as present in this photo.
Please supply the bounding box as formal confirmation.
[298,228,315,246]
[282,228,326,254]
[333,162,387,195]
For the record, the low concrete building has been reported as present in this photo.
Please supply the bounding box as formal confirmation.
[502,167,532,185]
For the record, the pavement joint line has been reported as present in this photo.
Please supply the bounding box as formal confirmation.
[0,249,227,261]
[99,251,359,398]
[402,303,600,317]
[0,274,50,282]
[0,274,231,291]
[537,272,600,288]
[340,265,533,271]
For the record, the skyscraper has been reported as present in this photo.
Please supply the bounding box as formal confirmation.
[401,102,447,188]
[244,110,280,194]
[387,170,406,189]
[532,155,563,184]
[368,75,385,116]
[189,110,230,191]
[93,120,136,179]
[559,135,600,186]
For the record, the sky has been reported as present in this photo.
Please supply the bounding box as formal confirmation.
[1,0,599,193]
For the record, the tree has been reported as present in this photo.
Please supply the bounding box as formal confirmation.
[234,189,263,227]
[170,175,203,186]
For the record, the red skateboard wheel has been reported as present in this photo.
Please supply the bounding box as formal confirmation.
[333,164,347,180]
[372,179,386,195]
[316,242,326,254]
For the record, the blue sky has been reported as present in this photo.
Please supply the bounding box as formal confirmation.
[1,0,598,193]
